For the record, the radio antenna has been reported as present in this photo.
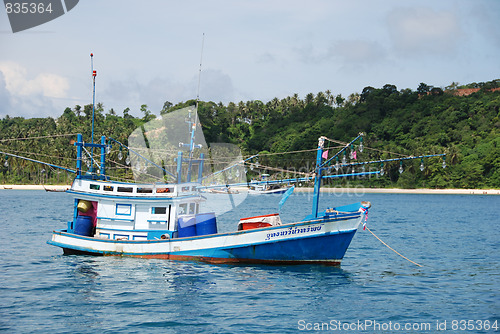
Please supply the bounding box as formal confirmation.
[196,33,205,108]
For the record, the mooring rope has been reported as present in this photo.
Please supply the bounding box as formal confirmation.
[365,226,423,267]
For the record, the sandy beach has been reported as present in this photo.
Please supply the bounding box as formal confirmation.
[1,184,498,195]
[0,185,70,191]
[292,187,500,195]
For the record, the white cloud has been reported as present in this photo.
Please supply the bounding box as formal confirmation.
[0,62,70,118]
[0,72,12,116]
[387,7,462,56]
[0,62,69,98]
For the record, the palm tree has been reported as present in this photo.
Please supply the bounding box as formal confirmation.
[315,91,327,106]
[325,90,334,106]
[305,93,314,105]
[335,94,345,107]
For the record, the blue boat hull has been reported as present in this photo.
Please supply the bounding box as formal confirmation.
[49,227,358,266]
[225,230,357,263]
[48,204,366,266]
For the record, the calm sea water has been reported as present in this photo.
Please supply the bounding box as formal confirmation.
[1,190,499,333]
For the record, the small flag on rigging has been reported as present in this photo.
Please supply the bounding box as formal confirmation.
[279,185,295,211]
[322,150,328,159]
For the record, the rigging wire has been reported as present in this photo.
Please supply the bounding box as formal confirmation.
[361,146,409,157]
[243,161,313,177]
[243,147,320,158]
[0,133,78,142]
[0,148,77,162]
[323,135,409,157]
[81,145,101,171]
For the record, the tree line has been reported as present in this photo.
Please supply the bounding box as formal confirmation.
[0,79,499,188]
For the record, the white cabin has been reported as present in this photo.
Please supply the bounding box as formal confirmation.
[68,178,205,241]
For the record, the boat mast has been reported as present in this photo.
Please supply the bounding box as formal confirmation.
[312,133,364,218]
[90,53,97,175]
[311,136,326,218]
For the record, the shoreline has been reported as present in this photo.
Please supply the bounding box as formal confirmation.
[1,184,499,195]
[1,185,70,191]
[292,187,500,195]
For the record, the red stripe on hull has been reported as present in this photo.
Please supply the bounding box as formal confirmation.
[100,253,342,266]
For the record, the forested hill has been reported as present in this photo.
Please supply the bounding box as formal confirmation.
[1,80,499,188]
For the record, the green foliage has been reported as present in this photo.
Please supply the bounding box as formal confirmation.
[1,79,499,188]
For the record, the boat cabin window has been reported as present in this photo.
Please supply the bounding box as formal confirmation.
[117,186,134,193]
[104,185,114,192]
[156,187,170,193]
[137,187,153,193]
[189,203,196,215]
[191,186,197,191]
[116,204,132,216]
[152,207,167,215]
[90,184,100,190]
[181,186,190,192]
[178,203,187,215]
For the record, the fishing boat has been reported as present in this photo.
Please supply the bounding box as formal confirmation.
[43,103,386,265]
[44,103,445,265]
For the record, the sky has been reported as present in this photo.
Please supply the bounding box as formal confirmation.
[0,0,499,119]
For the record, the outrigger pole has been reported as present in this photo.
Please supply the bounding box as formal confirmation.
[0,150,76,174]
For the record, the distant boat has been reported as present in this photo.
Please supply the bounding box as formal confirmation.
[44,186,69,192]
[248,174,290,194]
[206,187,239,194]
[248,183,290,195]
